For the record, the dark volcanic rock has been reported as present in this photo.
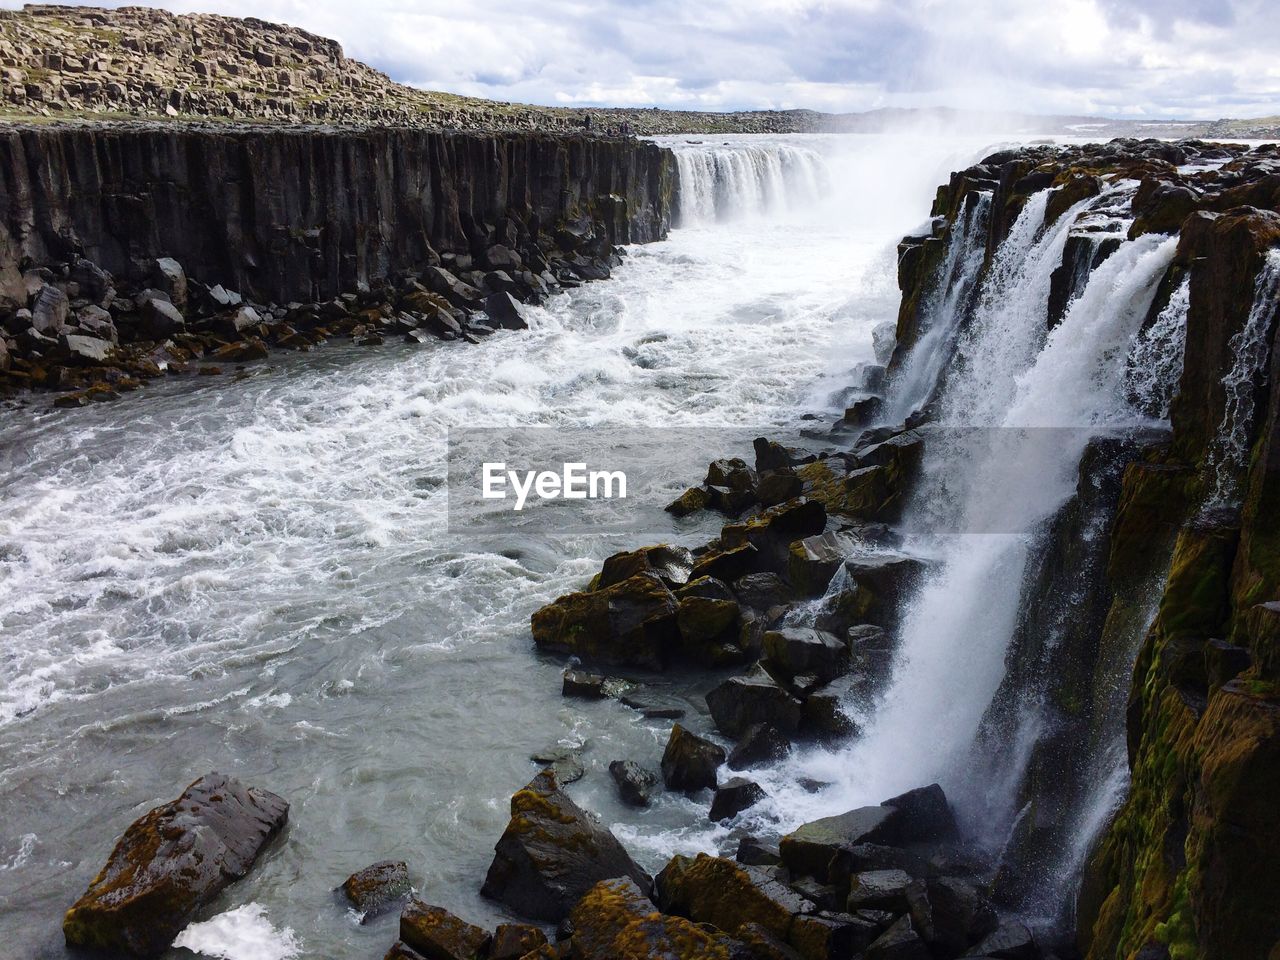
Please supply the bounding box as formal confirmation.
[780,805,901,879]
[484,291,528,330]
[728,721,792,769]
[341,859,412,920]
[531,572,678,670]
[481,769,650,922]
[569,876,744,960]
[661,723,726,792]
[62,773,289,957]
[488,922,548,960]
[706,664,803,737]
[609,759,660,807]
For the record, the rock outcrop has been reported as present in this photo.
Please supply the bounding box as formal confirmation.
[62,773,288,957]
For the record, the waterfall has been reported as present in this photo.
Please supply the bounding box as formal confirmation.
[809,185,1184,899]
[672,141,829,225]
[886,190,992,422]
[1127,276,1190,420]
[1205,247,1280,506]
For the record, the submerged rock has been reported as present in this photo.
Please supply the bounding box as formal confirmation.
[481,769,651,922]
[62,773,288,957]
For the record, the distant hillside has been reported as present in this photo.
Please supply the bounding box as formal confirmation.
[1,4,1276,138]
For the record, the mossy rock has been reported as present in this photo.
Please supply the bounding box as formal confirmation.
[598,544,694,590]
[399,899,491,960]
[530,571,678,670]
[656,853,807,941]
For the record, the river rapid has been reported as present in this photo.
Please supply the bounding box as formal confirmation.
[0,133,1025,959]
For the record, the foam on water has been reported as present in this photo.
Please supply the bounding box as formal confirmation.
[173,904,300,960]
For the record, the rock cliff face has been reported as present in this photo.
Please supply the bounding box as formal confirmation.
[0,123,675,305]
[888,139,1280,960]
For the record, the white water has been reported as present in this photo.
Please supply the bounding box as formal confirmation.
[0,133,1012,959]
[173,904,300,960]
[673,139,828,224]
[1206,247,1280,505]
[750,185,1182,856]
[1128,276,1191,419]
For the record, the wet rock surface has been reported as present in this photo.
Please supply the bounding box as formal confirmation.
[62,772,288,957]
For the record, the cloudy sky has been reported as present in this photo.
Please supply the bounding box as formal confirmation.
[10,0,1280,119]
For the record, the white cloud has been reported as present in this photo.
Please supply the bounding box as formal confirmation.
[3,0,1277,118]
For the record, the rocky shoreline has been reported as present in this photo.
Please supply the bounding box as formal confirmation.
[0,123,675,406]
[50,137,1280,960]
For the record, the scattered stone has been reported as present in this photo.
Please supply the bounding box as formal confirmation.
[562,669,607,700]
[530,747,585,785]
[62,773,289,957]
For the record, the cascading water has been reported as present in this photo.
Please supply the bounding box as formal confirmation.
[886,190,992,422]
[1205,247,1280,506]
[672,139,829,224]
[1127,276,1191,419]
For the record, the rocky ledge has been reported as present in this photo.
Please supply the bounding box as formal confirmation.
[0,123,675,405]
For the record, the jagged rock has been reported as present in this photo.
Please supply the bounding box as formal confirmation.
[661,723,726,792]
[758,469,804,507]
[482,769,650,922]
[780,806,901,879]
[62,773,289,957]
[484,291,528,330]
[706,664,802,737]
[609,759,660,807]
[754,437,796,473]
[138,295,185,338]
[529,748,585,785]
[838,555,926,629]
[788,532,851,596]
[31,284,68,334]
[883,783,958,843]
[728,722,791,769]
[666,485,711,516]
[150,258,187,310]
[710,777,766,821]
[790,911,882,959]
[733,572,794,610]
[800,675,860,744]
[914,876,998,955]
[656,853,815,941]
[341,860,411,920]
[531,571,678,670]
[399,900,491,960]
[763,627,849,681]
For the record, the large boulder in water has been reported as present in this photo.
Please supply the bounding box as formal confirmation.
[399,899,492,960]
[62,773,288,957]
[481,769,651,922]
[531,571,678,670]
[661,723,726,792]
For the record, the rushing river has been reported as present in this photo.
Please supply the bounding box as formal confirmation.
[0,133,1019,959]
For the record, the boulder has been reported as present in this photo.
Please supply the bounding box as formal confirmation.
[710,777,766,821]
[847,869,916,913]
[531,572,678,670]
[598,544,694,589]
[484,245,523,272]
[569,876,742,960]
[424,266,483,308]
[838,555,926,629]
[75,304,118,341]
[780,806,902,879]
[883,784,958,843]
[399,900,491,960]
[216,304,262,339]
[733,572,794,611]
[609,759,660,807]
[763,627,849,682]
[70,257,114,303]
[661,724,726,792]
[706,665,802,737]
[31,283,69,334]
[914,877,997,955]
[790,912,882,960]
[484,291,528,330]
[800,676,860,744]
[736,837,782,867]
[758,469,804,508]
[341,860,411,920]
[481,769,650,922]
[150,258,187,311]
[754,437,796,473]
[489,923,548,960]
[728,722,791,769]
[666,485,711,517]
[62,773,289,957]
[787,533,850,596]
[656,853,814,942]
[138,295,185,338]
[61,333,113,364]
[676,595,742,659]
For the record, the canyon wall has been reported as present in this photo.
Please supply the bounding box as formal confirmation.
[0,124,676,305]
